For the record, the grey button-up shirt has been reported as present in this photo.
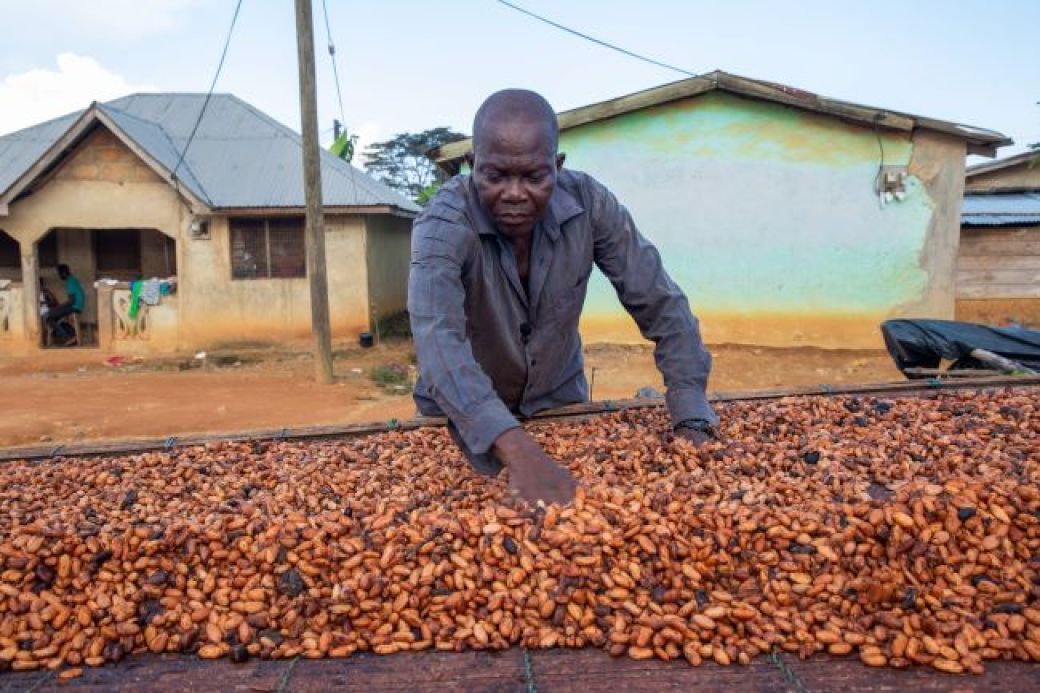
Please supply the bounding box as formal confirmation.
[408,168,716,454]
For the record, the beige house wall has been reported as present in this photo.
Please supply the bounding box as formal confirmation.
[179,214,372,347]
[364,214,412,327]
[326,214,372,338]
[900,130,968,321]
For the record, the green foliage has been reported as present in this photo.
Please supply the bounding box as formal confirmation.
[369,363,409,386]
[416,183,441,206]
[329,131,357,162]
[363,127,466,203]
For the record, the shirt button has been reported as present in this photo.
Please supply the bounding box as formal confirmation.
[531,359,537,366]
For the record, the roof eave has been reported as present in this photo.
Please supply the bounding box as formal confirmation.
[430,70,1010,172]
[0,103,212,216]
[209,204,418,219]
[966,150,1040,177]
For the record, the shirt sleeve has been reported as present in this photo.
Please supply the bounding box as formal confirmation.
[587,179,718,427]
[408,218,520,454]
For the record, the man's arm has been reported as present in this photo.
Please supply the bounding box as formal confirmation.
[408,219,520,455]
[587,179,718,431]
[409,218,577,504]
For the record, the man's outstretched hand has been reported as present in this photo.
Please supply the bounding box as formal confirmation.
[674,426,712,447]
[493,428,577,507]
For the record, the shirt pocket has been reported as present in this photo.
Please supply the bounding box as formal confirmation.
[550,271,591,325]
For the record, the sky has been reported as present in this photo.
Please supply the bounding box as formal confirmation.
[0,0,1038,164]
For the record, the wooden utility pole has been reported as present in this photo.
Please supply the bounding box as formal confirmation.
[294,0,334,383]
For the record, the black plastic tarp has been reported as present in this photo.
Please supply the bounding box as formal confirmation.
[881,319,1040,376]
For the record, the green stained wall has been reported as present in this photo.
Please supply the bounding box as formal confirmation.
[559,91,956,348]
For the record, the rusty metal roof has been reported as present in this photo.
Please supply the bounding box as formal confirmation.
[0,93,419,215]
[431,70,1012,173]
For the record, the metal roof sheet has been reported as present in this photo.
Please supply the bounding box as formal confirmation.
[0,93,419,214]
[962,192,1040,227]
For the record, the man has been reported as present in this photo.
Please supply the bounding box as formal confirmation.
[47,264,84,343]
[409,89,717,507]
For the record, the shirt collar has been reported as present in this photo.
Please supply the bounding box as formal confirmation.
[467,176,585,241]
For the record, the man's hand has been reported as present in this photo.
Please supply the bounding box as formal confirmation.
[493,428,577,507]
[674,427,711,447]
[673,419,715,448]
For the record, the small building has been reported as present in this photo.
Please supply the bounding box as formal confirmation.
[433,71,1010,349]
[0,94,418,354]
[958,151,1040,326]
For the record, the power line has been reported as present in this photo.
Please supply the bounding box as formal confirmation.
[320,0,346,126]
[319,0,360,201]
[171,0,244,192]
[493,0,696,78]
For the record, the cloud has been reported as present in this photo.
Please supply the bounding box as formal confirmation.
[0,54,156,135]
[353,121,383,159]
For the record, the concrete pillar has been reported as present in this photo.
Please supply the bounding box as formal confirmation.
[20,240,40,346]
[96,283,114,350]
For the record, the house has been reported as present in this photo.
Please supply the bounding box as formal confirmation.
[957,151,1040,326]
[432,71,1010,349]
[0,93,419,354]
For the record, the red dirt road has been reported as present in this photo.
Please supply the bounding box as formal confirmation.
[0,342,899,449]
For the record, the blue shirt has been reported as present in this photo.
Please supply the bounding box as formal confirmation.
[65,275,85,312]
[408,169,716,455]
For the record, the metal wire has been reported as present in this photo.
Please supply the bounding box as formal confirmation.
[170,0,244,200]
[318,0,360,198]
[320,0,346,127]
[494,0,697,77]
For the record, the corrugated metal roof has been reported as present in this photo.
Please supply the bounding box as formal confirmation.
[0,112,79,196]
[0,93,419,214]
[962,192,1040,227]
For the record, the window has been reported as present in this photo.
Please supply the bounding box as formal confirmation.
[95,229,142,276]
[0,231,18,268]
[230,217,305,279]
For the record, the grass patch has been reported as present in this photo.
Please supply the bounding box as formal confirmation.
[373,311,412,340]
[369,363,410,390]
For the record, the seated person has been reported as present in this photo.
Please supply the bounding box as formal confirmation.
[38,279,58,319]
[46,264,85,343]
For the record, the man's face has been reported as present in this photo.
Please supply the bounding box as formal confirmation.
[468,120,564,241]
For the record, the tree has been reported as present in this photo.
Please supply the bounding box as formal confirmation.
[363,127,466,203]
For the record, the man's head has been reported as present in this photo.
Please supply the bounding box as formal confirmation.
[466,89,565,240]
[57,264,70,280]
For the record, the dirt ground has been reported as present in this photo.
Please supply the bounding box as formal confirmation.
[0,340,900,449]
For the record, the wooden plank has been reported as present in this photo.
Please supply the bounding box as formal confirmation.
[528,649,786,692]
[788,655,1040,693]
[10,651,1038,693]
[959,238,1040,257]
[957,268,1040,286]
[958,254,1040,270]
[3,654,291,692]
[957,283,1040,299]
[284,650,527,692]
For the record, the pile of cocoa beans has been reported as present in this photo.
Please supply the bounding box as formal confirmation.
[1,388,1037,680]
